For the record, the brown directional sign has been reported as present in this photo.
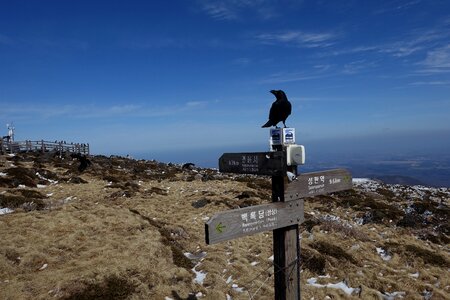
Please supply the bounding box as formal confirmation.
[205,199,304,245]
[285,168,352,200]
[219,151,285,176]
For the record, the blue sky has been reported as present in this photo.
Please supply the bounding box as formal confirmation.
[1,1,449,163]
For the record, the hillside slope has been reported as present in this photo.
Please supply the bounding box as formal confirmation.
[0,153,449,299]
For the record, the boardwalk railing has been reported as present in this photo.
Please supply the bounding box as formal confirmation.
[0,140,89,155]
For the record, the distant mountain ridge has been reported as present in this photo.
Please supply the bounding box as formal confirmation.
[366,175,426,186]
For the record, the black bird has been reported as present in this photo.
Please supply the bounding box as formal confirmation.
[261,90,292,128]
[70,152,92,172]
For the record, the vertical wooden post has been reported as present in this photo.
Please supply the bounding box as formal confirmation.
[272,147,300,300]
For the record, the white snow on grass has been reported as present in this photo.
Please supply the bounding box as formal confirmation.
[62,196,75,204]
[226,275,233,284]
[307,278,358,295]
[0,208,14,215]
[0,172,7,177]
[352,178,373,184]
[231,283,244,293]
[36,172,58,184]
[409,272,419,278]
[192,263,207,285]
[37,184,47,189]
[376,247,392,261]
[380,291,406,299]
[183,251,207,260]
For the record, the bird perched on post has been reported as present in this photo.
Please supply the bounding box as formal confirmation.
[261,90,292,128]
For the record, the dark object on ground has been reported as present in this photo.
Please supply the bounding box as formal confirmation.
[192,199,209,209]
[262,90,292,128]
[70,153,92,172]
[182,163,195,170]
[235,192,251,199]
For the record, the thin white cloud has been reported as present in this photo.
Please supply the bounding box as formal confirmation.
[0,33,14,45]
[259,71,329,84]
[420,44,450,69]
[409,80,450,86]
[342,60,378,75]
[197,0,303,21]
[186,101,207,107]
[373,0,422,15]
[201,2,238,20]
[106,104,141,114]
[0,100,218,121]
[255,30,338,48]
[232,57,251,66]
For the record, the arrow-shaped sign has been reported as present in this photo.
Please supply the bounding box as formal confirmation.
[216,222,226,233]
[219,151,285,176]
[205,199,304,245]
[285,169,352,200]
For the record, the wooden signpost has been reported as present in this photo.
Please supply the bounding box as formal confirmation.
[219,151,285,176]
[205,199,304,245]
[285,169,352,200]
[205,130,352,300]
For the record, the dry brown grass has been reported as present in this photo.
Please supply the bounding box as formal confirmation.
[0,153,449,299]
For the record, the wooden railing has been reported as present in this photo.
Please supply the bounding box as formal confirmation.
[0,140,89,155]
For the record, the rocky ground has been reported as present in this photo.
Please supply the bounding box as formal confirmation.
[0,152,449,299]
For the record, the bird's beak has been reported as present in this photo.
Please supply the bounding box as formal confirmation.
[270,90,276,94]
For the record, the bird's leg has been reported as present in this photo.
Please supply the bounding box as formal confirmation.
[283,121,287,128]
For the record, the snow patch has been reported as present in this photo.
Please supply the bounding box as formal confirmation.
[232,283,244,293]
[307,278,358,295]
[192,263,207,285]
[63,196,75,204]
[352,178,375,184]
[184,251,207,260]
[0,208,14,215]
[376,247,392,261]
[380,291,406,299]
[36,172,58,184]
[0,172,7,177]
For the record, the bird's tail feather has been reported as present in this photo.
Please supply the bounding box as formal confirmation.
[262,120,272,128]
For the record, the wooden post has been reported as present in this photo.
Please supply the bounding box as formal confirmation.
[272,147,300,300]
[210,132,352,300]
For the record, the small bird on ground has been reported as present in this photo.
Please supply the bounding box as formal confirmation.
[262,90,292,128]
